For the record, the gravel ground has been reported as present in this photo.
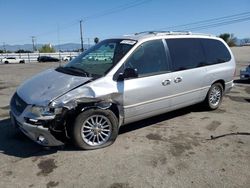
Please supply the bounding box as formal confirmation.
[0,47,249,188]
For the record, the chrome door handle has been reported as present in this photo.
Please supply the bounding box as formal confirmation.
[162,79,171,86]
[174,77,182,83]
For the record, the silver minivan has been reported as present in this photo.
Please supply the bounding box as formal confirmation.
[10,31,235,149]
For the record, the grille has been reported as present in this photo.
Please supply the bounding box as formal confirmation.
[10,93,27,116]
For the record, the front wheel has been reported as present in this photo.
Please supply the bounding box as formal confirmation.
[204,83,223,110]
[72,109,118,150]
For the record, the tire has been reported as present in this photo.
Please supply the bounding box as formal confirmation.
[72,109,118,150]
[204,83,223,110]
[19,60,25,64]
[4,61,9,64]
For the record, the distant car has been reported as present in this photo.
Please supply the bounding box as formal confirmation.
[240,64,250,80]
[62,55,76,61]
[2,57,25,64]
[37,56,60,62]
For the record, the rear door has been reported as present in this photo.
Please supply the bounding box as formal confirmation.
[165,38,207,109]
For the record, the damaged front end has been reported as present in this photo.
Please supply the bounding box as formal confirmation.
[10,83,123,147]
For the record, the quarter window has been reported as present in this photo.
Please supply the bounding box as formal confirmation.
[124,40,169,76]
[201,39,231,64]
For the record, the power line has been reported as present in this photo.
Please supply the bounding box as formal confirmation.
[185,16,250,31]
[158,11,250,31]
[84,0,151,20]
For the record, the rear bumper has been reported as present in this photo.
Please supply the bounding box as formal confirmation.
[225,80,234,93]
[10,111,64,147]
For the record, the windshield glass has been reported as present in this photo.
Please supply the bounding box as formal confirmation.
[62,39,136,78]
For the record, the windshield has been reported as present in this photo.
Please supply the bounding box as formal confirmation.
[60,39,136,78]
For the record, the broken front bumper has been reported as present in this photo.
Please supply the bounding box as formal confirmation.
[10,110,64,147]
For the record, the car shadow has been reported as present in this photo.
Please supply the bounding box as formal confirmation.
[0,118,58,158]
[234,79,250,84]
[0,104,206,158]
[119,104,205,134]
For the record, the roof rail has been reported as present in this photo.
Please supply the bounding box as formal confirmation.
[133,31,214,37]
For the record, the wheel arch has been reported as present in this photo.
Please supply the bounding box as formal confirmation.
[211,79,225,92]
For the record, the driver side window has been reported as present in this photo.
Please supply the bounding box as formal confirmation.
[124,40,169,77]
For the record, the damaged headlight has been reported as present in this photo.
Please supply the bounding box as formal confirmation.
[31,106,62,116]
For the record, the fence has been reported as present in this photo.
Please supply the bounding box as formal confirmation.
[0,52,81,63]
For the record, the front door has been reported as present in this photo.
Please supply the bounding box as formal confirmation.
[120,39,172,124]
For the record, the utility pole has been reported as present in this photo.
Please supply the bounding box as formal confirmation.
[3,42,6,53]
[88,38,90,49]
[31,36,36,52]
[80,20,84,52]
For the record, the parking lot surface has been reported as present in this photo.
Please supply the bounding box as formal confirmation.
[0,47,249,188]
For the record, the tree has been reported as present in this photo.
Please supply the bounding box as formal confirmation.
[39,44,55,53]
[218,33,237,47]
[94,37,99,44]
[15,49,32,53]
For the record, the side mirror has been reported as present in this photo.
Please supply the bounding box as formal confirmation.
[117,68,138,81]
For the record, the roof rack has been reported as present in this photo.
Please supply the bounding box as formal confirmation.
[133,31,214,37]
[134,31,192,36]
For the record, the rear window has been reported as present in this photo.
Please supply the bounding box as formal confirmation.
[201,39,231,64]
[166,38,206,71]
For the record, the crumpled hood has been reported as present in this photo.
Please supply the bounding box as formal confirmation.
[17,68,92,106]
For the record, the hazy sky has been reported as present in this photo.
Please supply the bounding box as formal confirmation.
[0,0,249,45]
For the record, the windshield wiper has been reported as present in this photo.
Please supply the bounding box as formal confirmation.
[64,66,89,77]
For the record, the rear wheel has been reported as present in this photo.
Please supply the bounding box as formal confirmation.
[72,109,118,150]
[204,83,223,110]
[4,61,9,64]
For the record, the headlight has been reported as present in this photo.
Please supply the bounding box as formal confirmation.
[31,106,62,116]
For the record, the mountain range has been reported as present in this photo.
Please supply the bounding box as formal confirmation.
[1,43,91,52]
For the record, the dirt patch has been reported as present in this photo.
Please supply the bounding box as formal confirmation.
[230,91,240,94]
[109,183,133,188]
[170,143,192,157]
[37,158,57,176]
[201,117,210,120]
[168,133,200,157]
[206,121,221,131]
[0,86,8,90]
[210,109,226,113]
[151,155,167,167]
[3,171,12,176]
[0,111,9,118]
[46,181,59,188]
[167,168,175,176]
[146,133,164,141]
[0,105,9,110]
[227,96,249,103]
[245,87,250,94]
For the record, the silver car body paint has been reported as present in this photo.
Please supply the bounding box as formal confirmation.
[17,69,92,106]
[10,32,236,146]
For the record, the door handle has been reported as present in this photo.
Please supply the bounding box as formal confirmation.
[174,77,182,83]
[162,79,171,86]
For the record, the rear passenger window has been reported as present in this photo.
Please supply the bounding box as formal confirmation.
[166,38,206,71]
[201,39,231,64]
